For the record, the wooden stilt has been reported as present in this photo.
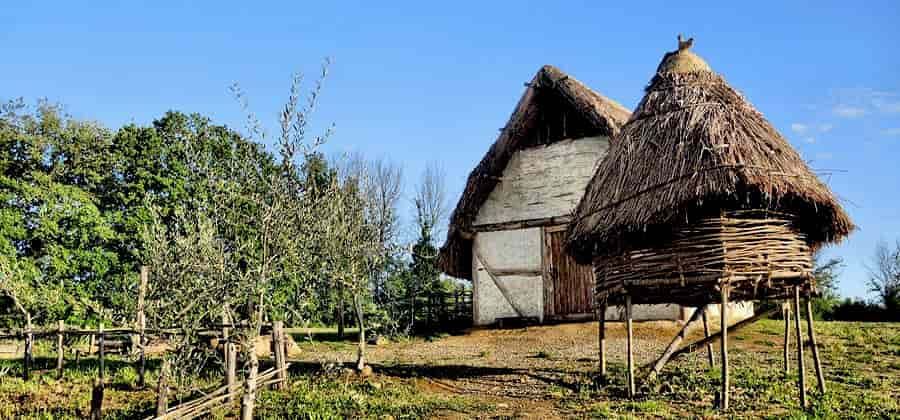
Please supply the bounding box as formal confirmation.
[598,303,607,381]
[783,302,791,375]
[625,295,635,398]
[793,287,806,408]
[720,285,729,410]
[648,306,706,378]
[805,297,826,394]
[671,306,779,359]
[701,307,715,368]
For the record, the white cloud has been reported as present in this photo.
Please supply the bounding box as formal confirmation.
[874,100,900,114]
[818,123,833,133]
[882,128,900,137]
[833,105,866,118]
[790,123,808,134]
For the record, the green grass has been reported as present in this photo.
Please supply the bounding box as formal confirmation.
[0,321,897,419]
[559,320,900,419]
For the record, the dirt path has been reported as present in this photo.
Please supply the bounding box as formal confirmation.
[293,321,698,418]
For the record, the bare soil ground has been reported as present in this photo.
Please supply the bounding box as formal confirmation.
[290,320,900,419]
[294,321,714,418]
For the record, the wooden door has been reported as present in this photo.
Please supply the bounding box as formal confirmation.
[543,226,595,318]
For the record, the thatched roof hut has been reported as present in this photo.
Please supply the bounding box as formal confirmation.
[566,38,853,305]
[439,65,630,280]
[567,36,853,406]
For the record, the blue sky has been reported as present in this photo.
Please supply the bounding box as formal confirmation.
[3,1,898,299]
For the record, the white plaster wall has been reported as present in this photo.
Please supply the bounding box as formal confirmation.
[472,229,543,325]
[474,137,609,226]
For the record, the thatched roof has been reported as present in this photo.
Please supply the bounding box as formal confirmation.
[438,65,631,279]
[567,38,853,262]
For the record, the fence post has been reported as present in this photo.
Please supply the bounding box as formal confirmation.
[273,320,287,390]
[57,320,65,379]
[223,321,236,402]
[90,378,104,420]
[23,313,33,381]
[137,265,148,389]
[98,323,105,381]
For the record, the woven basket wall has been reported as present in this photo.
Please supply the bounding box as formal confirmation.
[594,210,814,306]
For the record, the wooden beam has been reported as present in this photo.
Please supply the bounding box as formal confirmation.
[720,286,729,410]
[625,295,635,398]
[647,306,706,379]
[598,303,607,380]
[702,308,715,368]
[471,215,573,233]
[783,302,791,375]
[670,306,780,359]
[794,287,807,408]
[805,298,826,394]
[489,269,543,277]
[473,245,526,317]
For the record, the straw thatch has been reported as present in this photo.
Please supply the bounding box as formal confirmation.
[567,40,853,263]
[438,65,630,279]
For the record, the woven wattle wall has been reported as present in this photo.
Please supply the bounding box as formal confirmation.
[594,210,814,306]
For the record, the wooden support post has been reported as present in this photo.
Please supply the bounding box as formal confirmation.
[783,302,791,375]
[598,303,607,381]
[98,323,105,381]
[794,287,807,408]
[701,307,715,368]
[671,306,780,359]
[90,378,104,420]
[138,265,148,388]
[625,295,635,398]
[648,306,706,378]
[272,321,287,390]
[225,333,237,402]
[89,334,95,356]
[805,298,826,394]
[24,314,32,381]
[720,285,729,410]
[57,320,65,379]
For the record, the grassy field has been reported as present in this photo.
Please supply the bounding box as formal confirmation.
[0,320,897,418]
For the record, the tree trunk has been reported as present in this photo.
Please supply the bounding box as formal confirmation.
[241,346,259,420]
[156,359,169,417]
[337,284,345,339]
[354,293,367,371]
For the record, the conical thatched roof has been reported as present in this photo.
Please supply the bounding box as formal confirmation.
[567,37,853,261]
[439,65,631,279]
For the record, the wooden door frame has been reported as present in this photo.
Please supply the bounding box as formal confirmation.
[542,224,568,319]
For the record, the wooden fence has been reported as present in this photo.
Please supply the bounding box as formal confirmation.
[420,289,473,330]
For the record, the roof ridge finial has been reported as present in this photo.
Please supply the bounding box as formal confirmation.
[677,34,694,51]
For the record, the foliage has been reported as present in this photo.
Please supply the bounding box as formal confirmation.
[811,253,843,319]
[868,240,900,313]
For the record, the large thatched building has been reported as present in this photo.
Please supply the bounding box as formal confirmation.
[438,65,711,326]
[566,37,853,407]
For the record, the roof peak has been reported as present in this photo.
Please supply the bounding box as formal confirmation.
[656,34,711,74]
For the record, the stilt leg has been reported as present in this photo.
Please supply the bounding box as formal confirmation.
[702,306,715,368]
[805,298,826,394]
[625,295,635,398]
[598,303,607,381]
[793,287,807,408]
[783,302,791,375]
[720,285,729,410]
